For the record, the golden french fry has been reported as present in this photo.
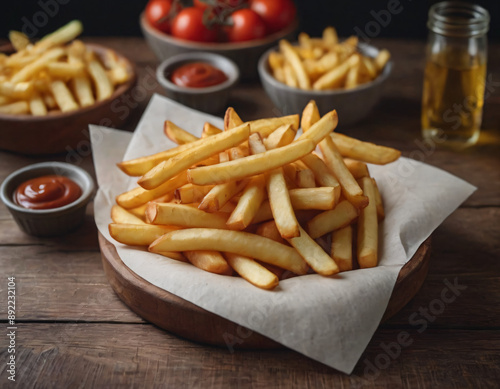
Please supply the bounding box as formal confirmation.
[345,62,360,89]
[71,75,95,107]
[46,61,86,78]
[9,31,30,51]
[268,51,285,71]
[264,124,295,149]
[184,251,232,275]
[282,61,298,88]
[297,109,338,145]
[280,39,311,90]
[50,80,79,112]
[10,47,65,83]
[266,167,300,238]
[361,56,377,79]
[330,133,401,164]
[331,225,353,272]
[372,178,385,221]
[246,114,300,137]
[33,20,83,54]
[357,177,378,268]
[375,49,391,71]
[116,171,188,209]
[175,183,213,204]
[319,135,368,209]
[295,168,316,188]
[301,100,321,132]
[0,96,10,106]
[202,122,223,138]
[288,226,339,276]
[111,205,146,225]
[312,55,359,90]
[188,139,315,186]
[0,81,34,99]
[88,59,113,101]
[224,253,279,290]
[109,223,179,246]
[199,179,248,213]
[164,121,199,145]
[322,26,338,46]
[0,101,29,115]
[288,187,336,210]
[146,202,229,229]
[224,107,244,130]
[344,158,370,179]
[273,67,286,83]
[226,175,266,230]
[301,153,341,202]
[307,200,358,239]
[138,123,250,189]
[149,228,309,275]
[255,220,285,244]
[28,95,47,116]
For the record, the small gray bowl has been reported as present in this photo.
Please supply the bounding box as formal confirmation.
[156,52,239,114]
[0,162,95,237]
[258,42,393,126]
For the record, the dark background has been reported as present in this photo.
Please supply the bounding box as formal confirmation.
[1,0,498,41]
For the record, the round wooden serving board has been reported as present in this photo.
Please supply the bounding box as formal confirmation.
[99,233,431,349]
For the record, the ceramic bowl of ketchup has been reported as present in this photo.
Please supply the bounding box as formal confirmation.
[156,52,239,114]
[0,162,94,237]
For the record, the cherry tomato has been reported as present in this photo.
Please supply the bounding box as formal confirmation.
[145,0,179,34]
[171,7,218,42]
[250,0,296,34]
[225,9,266,42]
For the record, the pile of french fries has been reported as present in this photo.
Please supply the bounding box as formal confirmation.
[109,101,401,290]
[269,27,391,90]
[0,20,131,116]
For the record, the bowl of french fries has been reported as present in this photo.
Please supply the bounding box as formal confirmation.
[258,27,392,125]
[108,101,401,290]
[140,12,297,80]
[0,21,136,155]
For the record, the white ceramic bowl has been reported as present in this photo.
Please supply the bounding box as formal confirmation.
[258,43,393,126]
[140,12,297,79]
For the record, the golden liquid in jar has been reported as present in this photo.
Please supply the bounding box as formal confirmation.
[421,50,486,149]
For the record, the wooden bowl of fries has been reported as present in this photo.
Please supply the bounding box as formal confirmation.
[140,12,297,80]
[0,21,136,155]
[258,32,392,125]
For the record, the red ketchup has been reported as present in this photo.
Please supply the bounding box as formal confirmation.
[170,62,228,88]
[15,175,82,210]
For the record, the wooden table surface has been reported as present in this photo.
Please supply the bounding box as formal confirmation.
[1,37,499,388]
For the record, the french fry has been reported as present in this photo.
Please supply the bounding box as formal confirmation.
[357,177,378,268]
[301,153,341,202]
[295,168,316,188]
[226,175,266,230]
[267,167,300,238]
[0,81,34,99]
[224,253,279,290]
[288,187,336,210]
[331,225,353,271]
[149,228,309,275]
[9,31,30,51]
[138,123,250,189]
[199,179,248,213]
[109,223,179,246]
[46,61,86,78]
[71,75,95,107]
[283,61,298,88]
[375,49,391,71]
[246,114,300,137]
[345,62,361,89]
[28,95,47,116]
[50,80,79,112]
[111,204,145,224]
[224,107,244,130]
[330,133,401,164]
[288,226,339,276]
[187,139,315,186]
[312,54,359,90]
[322,26,338,46]
[280,39,311,89]
[319,136,368,209]
[255,220,285,244]
[184,251,232,275]
[175,183,213,204]
[0,101,29,114]
[87,59,114,101]
[264,124,295,149]
[301,100,321,132]
[10,47,65,83]
[202,122,223,138]
[344,158,370,179]
[116,171,189,209]
[164,120,199,145]
[32,20,83,54]
[146,203,229,229]
[307,200,358,239]
[297,109,338,145]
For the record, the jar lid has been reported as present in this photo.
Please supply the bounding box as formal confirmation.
[428,1,490,37]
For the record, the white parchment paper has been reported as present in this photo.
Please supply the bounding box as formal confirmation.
[91,94,476,374]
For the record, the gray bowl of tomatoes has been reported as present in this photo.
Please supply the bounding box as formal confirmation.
[141,0,298,79]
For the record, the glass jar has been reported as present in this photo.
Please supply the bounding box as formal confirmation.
[421,2,490,149]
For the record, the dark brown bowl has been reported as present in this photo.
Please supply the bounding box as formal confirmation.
[0,44,137,155]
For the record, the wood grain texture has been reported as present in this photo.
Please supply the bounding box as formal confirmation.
[0,37,499,387]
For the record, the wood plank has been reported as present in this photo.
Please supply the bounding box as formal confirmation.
[0,323,498,388]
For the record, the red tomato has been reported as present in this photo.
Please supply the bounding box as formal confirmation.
[145,0,179,34]
[250,0,296,34]
[225,9,266,42]
[193,0,209,9]
[171,7,218,42]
